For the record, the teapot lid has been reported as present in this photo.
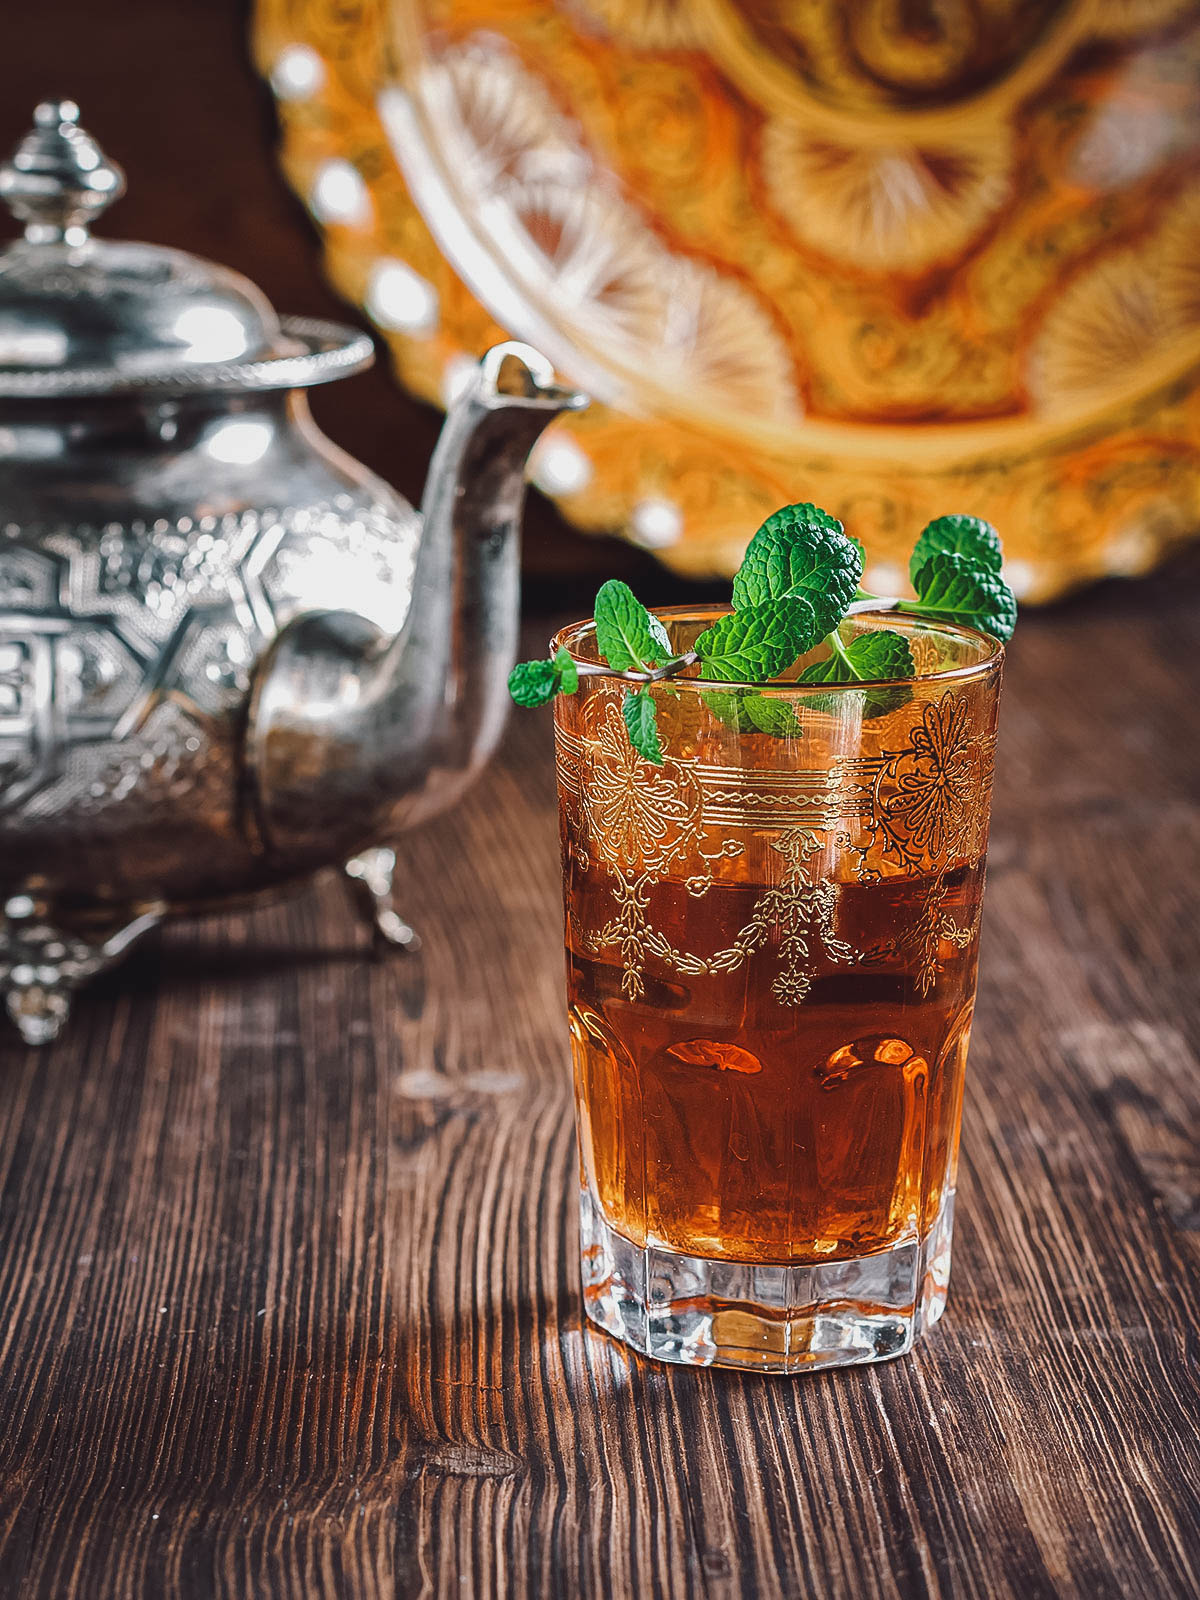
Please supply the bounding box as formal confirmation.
[0,101,373,398]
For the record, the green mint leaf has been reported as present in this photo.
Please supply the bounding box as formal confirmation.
[798,628,915,719]
[799,629,915,685]
[743,695,803,737]
[732,503,862,637]
[622,687,663,764]
[594,580,667,671]
[908,552,1017,642]
[702,690,802,737]
[695,597,822,682]
[647,610,672,657]
[507,658,560,707]
[553,645,579,695]
[702,689,754,733]
[909,515,1003,584]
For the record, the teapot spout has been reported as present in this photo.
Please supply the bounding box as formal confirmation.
[246,344,587,868]
[405,343,589,825]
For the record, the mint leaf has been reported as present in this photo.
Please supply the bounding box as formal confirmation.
[695,597,822,682]
[907,552,1017,642]
[702,689,754,733]
[594,580,667,671]
[909,515,1003,583]
[509,501,1014,766]
[798,629,915,718]
[744,695,803,737]
[732,503,862,637]
[647,610,672,658]
[702,690,802,737]
[553,644,579,695]
[799,629,915,685]
[507,658,560,707]
[622,687,663,764]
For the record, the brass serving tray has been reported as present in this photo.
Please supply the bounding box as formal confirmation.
[253,0,1200,599]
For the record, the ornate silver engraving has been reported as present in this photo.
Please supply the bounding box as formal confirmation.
[0,101,583,1039]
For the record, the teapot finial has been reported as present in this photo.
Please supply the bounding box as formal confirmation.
[0,100,125,246]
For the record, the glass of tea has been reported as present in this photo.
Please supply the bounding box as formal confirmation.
[552,608,1004,1372]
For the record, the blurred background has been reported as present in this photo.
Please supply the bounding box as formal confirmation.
[0,0,677,609]
[6,0,1200,611]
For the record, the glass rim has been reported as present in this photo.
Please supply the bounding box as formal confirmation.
[551,605,1005,695]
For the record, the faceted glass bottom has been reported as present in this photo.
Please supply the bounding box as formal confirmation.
[579,1183,956,1374]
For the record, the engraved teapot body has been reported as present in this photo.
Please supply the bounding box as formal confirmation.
[0,103,585,1042]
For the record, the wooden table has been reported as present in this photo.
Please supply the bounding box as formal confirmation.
[1,566,1198,1600]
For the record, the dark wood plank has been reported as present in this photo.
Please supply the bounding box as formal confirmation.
[0,551,1198,1599]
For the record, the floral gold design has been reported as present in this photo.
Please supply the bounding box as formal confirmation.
[573,0,701,49]
[557,685,994,1003]
[1031,251,1174,411]
[383,36,800,423]
[705,0,1070,113]
[561,702,860,1005]
[700,828,854,1008]
[580,701,702,874]
[869,691,981,868]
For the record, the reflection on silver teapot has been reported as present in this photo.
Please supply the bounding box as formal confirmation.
[0,101,587,1042]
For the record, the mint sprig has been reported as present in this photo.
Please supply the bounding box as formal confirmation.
[909,514,1003,580]
[508,505,1015,764]
[507,644,579,707]
[694,597,822,682]
[899,550,1017,641]
[554,644,579,695]
[798,625,915,718]
[594,579,670,671]
[743,694,804,737]
[799,628,915,685]
[701,690,803,738]
[732,506,862,638]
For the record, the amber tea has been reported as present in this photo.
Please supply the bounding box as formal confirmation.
[553,609,1003,1373]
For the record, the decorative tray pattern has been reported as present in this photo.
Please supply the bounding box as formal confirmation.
[253,0,1200,599]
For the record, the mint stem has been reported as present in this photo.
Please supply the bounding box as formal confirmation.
[575,650,698,684]
[893,599,958,618]
[825,626,860,677]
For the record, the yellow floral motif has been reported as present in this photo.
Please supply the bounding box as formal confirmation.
[580,702,702,874]
[860,874,980,995]
[558,687,995,1001]
[696,830,855,1008]
[872,691,980,868]
[572,0,701,49]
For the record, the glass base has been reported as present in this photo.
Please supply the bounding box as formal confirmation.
[579,1186,955,1373]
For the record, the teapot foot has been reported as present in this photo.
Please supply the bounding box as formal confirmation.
[1,896,165,1045]
[343,849,421,954]
[6,985,72,1047]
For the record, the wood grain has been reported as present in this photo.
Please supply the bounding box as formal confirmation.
[0,553,1198,1599]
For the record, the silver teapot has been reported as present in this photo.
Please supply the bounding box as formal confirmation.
[0,102,586,1043]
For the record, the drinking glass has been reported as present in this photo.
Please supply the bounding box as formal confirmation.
[552,609,1003,1372]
